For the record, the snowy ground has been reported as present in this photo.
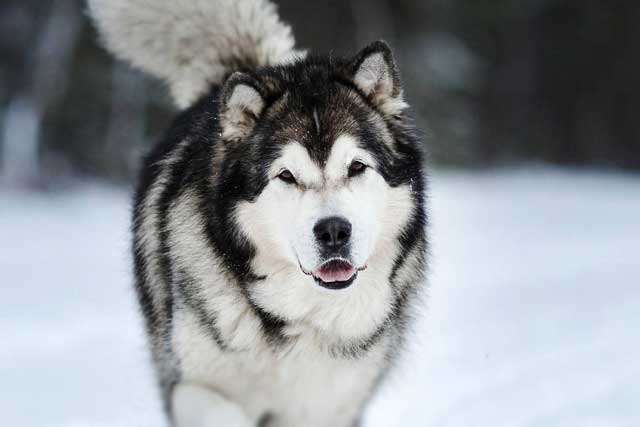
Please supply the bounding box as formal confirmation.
[2,168,639,427]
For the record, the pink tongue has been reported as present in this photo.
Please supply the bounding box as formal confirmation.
[313,260,356,283]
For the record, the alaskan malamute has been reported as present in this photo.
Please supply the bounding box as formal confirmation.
[89,0,427,425]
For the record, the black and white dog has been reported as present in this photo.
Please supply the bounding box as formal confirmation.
[89,0,427,425]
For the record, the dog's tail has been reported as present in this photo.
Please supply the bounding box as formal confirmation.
[88,0,300,108]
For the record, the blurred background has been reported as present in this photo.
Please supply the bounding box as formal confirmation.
[2,1,639,426]
[1,0,640,187]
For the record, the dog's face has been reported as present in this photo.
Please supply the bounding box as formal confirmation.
[265,134,386,288]
[216,42,426,344]
[238,133,407,290]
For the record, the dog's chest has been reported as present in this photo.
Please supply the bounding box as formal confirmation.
[173,309,387,426]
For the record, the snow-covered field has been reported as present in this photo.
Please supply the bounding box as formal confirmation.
[2,169,639,427]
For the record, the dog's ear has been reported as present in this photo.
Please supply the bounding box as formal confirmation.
[350,40,407,116]
[220,72,266,142]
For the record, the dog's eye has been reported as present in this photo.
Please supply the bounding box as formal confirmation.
[277,169,297,184]
[348,161,367,178]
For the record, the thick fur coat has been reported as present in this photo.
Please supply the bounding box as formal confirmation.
[89,1,427,426]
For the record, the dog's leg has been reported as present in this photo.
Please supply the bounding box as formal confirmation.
[172,383,255,427]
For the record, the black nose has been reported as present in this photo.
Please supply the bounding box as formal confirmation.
[313,216,352,250]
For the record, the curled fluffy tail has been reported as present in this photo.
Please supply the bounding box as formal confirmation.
[88,0,300,108]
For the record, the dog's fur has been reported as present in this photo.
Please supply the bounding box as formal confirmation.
[89,1,427,426]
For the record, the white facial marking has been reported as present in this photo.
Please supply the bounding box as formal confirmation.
[324,134,376,183]
[269,142,322,187]
[235,134,415,341]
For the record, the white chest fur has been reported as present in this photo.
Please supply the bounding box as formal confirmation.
[172,308,388,427]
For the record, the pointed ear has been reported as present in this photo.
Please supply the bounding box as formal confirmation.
[350,40,407,116]
[220,72,266,142]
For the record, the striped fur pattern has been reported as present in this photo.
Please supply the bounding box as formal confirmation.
[89,1,427,426]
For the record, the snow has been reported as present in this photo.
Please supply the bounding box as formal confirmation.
[2,169,639,426]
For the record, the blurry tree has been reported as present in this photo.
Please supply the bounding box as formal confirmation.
[439,0,640,168]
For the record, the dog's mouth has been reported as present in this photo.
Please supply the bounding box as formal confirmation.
[301,259,366,290]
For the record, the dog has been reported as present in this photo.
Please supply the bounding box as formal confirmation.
[89,0,427,425]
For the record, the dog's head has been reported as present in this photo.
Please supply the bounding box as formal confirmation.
[88,0,427,351]
[211,41,426,346]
